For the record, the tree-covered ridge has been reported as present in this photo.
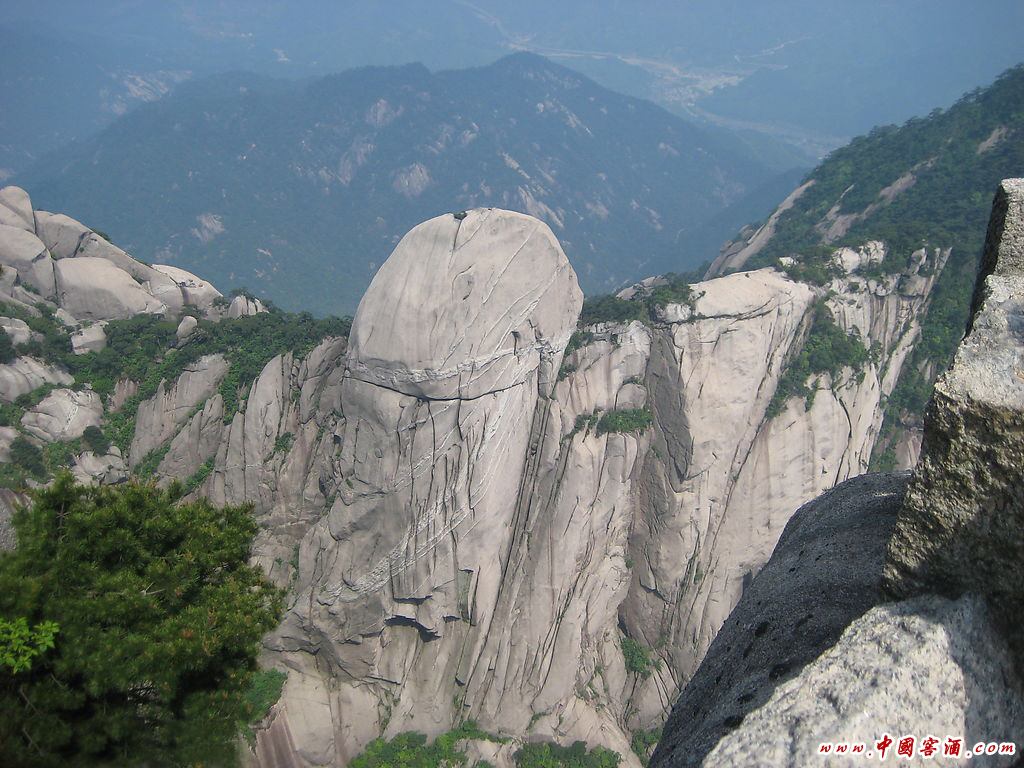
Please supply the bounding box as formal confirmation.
[0,299,350,489]
[748,65,1024,273]
[730,64,1024,462]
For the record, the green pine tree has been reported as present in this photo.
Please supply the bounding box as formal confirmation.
[0,474,283,767]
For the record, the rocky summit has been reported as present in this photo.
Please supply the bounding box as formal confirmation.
[885,179,1024,663]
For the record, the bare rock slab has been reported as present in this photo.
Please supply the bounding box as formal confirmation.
[71,323,108,355]
[21,387,103,442]
[0,357,74,402]
[347,207,582,400]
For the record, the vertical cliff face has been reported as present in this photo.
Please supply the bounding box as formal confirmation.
[4,189,947,765]
[618,242,945,725]
[227,218,944,766]
[653,182,1024,768]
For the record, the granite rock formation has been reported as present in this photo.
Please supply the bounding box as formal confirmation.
[0,190,956,766]
[885,178,1024,662]
[236,211,942,766]
[650,472,909,767]
[0,186,217,322]
[653,180,1024,768]
[705,595,1023,767]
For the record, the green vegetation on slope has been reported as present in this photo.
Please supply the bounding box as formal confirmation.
[766,303,870,418]
[240,669,288,744]
[62,309,349,442]
[597,408,654,436]
[0,475,282,767]
[748,65,1024,277]
[0,299,350,489]
[349,724,623,768]
[579,271,701,328]
[630,728,662,767]
[737,65,1024,452]
[352,722,508,768]
[621,636,659,678]
[515,741,621,768]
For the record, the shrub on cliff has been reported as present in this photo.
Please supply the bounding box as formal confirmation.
[515,740,621,768]
[597,408,653,436]
[0,329,15,364]
[351,721,505,768]
[767,302,869,417]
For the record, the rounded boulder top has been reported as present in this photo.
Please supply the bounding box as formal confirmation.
[348,208,583,400]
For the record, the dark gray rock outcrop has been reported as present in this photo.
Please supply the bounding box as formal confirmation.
[705,594,1023,767]
[650,472,908,768]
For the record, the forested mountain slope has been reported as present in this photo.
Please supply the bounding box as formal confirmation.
[710,64,1024,467]
[18,53,781,314]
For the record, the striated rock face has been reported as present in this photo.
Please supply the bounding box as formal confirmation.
[654,180,1024,768]
[0,197,945,764]
[885,178,1024,662]
[621,241,943,724]
[128,354,229,466]
[21,388,103,442]
[346,209,581,399]
[262,209,627,762]
[219,207,938,766]
[0,489,25,552]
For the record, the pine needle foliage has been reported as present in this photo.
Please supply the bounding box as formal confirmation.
[0,475,283,767]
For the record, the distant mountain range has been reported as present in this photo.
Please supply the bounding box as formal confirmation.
[18,53,788,313]
[4,1,1023,173]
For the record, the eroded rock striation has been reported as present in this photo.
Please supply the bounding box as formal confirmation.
[230,209,941,766]
[0,190,956,766]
